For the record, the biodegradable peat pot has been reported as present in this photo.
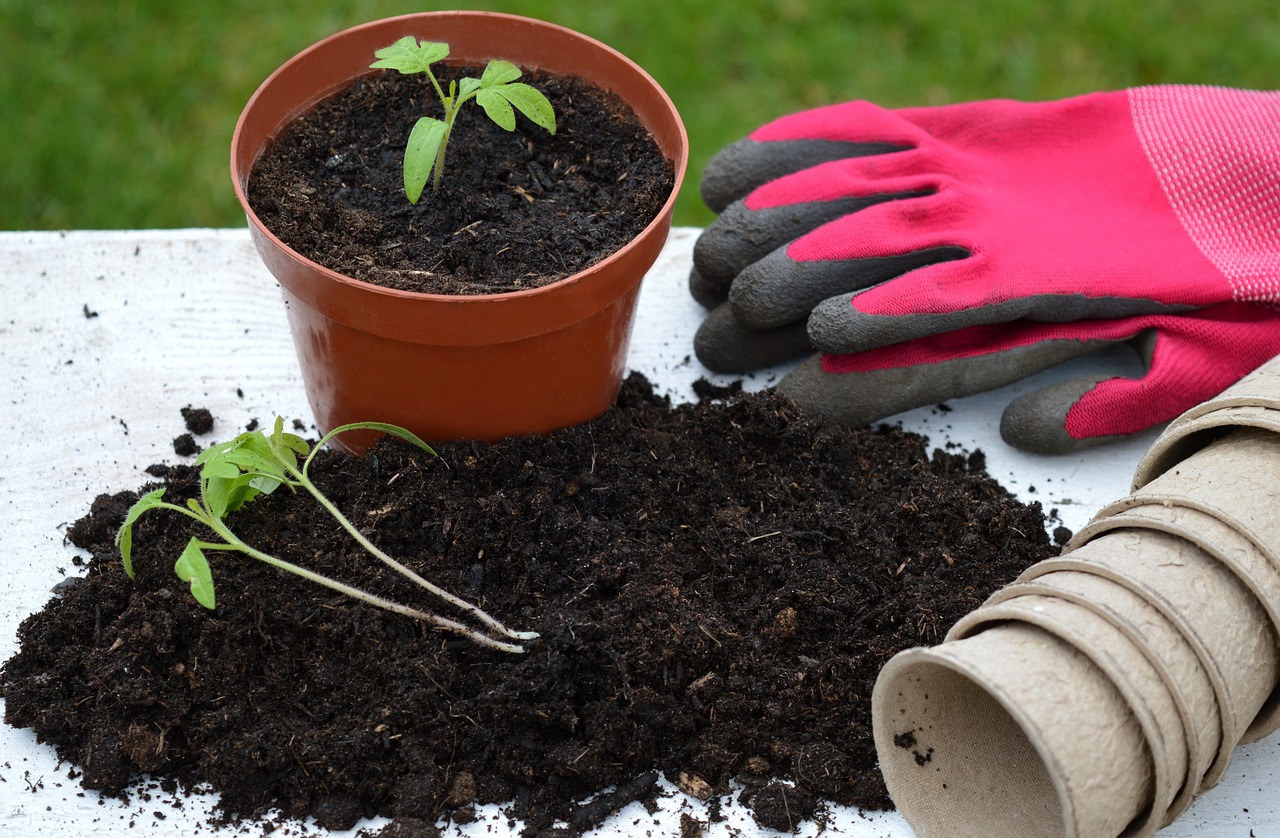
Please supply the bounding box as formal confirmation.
[988,573,1217,824]
[231,12,687,451]
[1072,499,1280,746]
[873,623,1154,838]
[1037,529,1279,790]
[948,594,1182,836]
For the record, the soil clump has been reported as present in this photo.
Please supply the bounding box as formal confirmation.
[2,376,1058,834]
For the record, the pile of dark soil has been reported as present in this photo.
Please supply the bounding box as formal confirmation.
[247,65,674,294]
[1,377,1059,835]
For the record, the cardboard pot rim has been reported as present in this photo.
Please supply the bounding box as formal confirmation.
[1133,408,1280,490]
[230,11,689,346]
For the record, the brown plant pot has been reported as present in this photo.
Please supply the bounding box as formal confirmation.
[231,12,688,451]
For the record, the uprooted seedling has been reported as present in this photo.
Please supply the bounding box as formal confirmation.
[116,418,538,653]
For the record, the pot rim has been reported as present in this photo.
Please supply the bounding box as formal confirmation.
[230,10,688,307]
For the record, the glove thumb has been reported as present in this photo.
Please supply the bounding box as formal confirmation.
[1004,308,1280,453]
[999,374,1135,454]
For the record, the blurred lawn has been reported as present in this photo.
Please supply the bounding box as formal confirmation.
[2,0,1278,230]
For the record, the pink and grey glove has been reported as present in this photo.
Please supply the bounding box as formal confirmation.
[691,85,1280,453]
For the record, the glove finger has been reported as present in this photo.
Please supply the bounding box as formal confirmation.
[690,191,923,306]
[694,302,811,373]
[694,154,954,309]
[700,136,909,213]
[777,326,1119,429]
[749,99,935,146]
[810,265,1190,355]
[744,150,952,211]
[730,243,967,329]
[797,188,1202,352]
[688,265,729,310]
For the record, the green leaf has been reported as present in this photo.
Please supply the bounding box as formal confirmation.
[197,432,290,517]
[317,421,438,457]
[370,36,449,74]
[115,488,168,580]
[248,474,284,495]
[174,539,216,609]
[476,89,516,131]
[279,433,310,457]
[495,83,557,134]
[200,459,242,481]
[480,59,522,87]
[197,427,265,461]
[207,472,268,518]
[221,448,285,482]
[223,479,266,514]
[404,117,447,203]
[457,77,482,102]
[203,475,234,519]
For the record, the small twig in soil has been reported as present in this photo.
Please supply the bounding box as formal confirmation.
[568,771,660,834]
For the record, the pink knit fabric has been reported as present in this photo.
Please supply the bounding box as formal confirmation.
[1128,86,1280,303]
[743,88,1280,317]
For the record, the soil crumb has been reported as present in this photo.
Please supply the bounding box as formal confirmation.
[1,375,1056,834]
[180,405,214,435]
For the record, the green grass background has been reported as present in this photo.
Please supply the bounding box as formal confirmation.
[3,0,1277,230]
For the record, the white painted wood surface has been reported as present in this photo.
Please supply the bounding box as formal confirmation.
[1,228,1275,836]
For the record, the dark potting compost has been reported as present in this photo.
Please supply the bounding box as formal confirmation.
[246,66,674,294]
[2,378,1059,835]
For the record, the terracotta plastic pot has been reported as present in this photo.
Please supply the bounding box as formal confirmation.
[231,12,687,451]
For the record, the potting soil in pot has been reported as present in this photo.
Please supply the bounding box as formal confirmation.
[247,66,675,294]
[1,376,1060,835]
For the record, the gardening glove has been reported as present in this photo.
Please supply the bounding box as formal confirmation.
[690,85,1280,453]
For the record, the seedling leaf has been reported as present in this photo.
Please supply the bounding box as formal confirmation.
[280,433,310,457]
[316,421,437,457]
[404,117,447,203]
[494,83,557,134]
[222,478,267,516]
[116,488,168,579]
[458,77,482,101]
[205,470,268,518]
[175,539,216,609]
[370,36,449,74]
[476,89,516,131]
[264,418,305,469]
[201,459,243,481]
[480,59,522,87]
[219,448,285,482]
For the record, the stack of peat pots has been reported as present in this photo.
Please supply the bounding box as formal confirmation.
[872,357,1280,838]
